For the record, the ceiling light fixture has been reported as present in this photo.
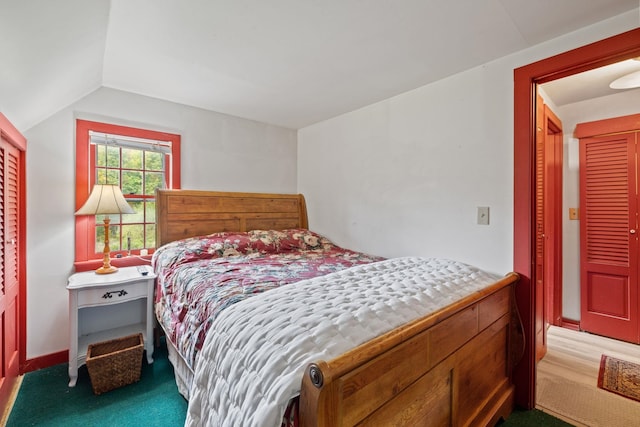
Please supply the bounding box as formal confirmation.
[610,57,640,89]
[610,70,640,89]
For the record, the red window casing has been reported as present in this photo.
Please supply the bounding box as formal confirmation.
[75,120,181,271]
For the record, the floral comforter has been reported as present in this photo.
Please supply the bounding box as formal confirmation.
[152,229,383,370]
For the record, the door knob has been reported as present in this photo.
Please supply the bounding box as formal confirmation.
[631,229,636,234]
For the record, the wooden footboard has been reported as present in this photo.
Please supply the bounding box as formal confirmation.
[299,272,520,427]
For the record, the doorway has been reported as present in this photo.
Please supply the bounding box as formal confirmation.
[513,27,640,409]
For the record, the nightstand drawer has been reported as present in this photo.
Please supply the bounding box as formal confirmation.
[77,280,148,307]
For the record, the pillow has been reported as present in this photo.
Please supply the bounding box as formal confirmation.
[153,229,336,272]
[247,229,334,252]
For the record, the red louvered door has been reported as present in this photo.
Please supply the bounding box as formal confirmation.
[534,94,547,362]
[579,132,639,343]
[0,113,24,414]
[0,137,21,408]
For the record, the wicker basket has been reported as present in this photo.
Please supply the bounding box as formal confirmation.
[86,333,144,395]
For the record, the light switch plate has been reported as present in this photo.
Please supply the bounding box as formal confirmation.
[477,206,490,225]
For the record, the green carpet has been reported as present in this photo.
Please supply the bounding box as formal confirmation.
[7,339,569,427]
[499,408,573,426]
[6,339,187,426]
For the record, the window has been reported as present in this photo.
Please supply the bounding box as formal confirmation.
[75,120,180,270]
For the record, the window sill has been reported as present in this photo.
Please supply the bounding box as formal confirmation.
[74,255,152,273]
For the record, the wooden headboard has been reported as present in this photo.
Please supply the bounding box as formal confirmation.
[155,189,309,247]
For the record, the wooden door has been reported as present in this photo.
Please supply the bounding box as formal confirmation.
[534,94,547,362]
[580,132,639,343]
[0,114,25,414]
[0,139,21,408]
[534,97,563,363]
[544,106,563,328]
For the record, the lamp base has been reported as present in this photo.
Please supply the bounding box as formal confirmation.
[96,218,117,274]
[95,265,118,275]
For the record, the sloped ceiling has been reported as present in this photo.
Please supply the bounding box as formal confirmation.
[0,0,109,132]
[1,0,638,132]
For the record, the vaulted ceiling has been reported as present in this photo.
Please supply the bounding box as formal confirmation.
[1,0,638,132]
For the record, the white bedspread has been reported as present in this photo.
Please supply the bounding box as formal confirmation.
[185,257,502,427]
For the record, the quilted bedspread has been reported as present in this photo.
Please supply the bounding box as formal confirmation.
[153,229,383,369]
[185,257,503,427]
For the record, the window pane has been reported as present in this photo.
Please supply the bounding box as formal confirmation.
[145,151,164,171]
[106,146,120,168]
[106,169,120,186]
[145,201,155,223]
[145,224,156,248]
[96,213,122,223]
[97,145,106,167]
[95,168,120,185]
[96,224,121,252]
[122,224,144,250]
[96,169,106,184]
[122,171,143,195]
[95,227,103,253]
[110,225,121,251]
[122,148,143,169]
[123,200,144,223]
[94,225,104,252]
[145,172,164,195]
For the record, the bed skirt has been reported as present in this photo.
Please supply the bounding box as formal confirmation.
[165,337,194,400]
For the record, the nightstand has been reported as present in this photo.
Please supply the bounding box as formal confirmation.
[67,265,156,387]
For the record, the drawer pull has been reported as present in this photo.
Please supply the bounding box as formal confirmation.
[102,290,128,299]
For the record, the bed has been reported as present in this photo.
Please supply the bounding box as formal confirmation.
[153,189,522,427]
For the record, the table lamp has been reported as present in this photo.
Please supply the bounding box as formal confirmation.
[75,184,135,274]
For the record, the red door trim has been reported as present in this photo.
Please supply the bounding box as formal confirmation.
[0,114,27,150]
[514,27,640,409]
[575,113,640,139]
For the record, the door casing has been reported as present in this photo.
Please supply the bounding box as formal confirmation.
[513,27,640,409]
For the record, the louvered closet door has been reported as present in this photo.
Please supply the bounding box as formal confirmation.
[0,138,20,404]
[580,132,639,343]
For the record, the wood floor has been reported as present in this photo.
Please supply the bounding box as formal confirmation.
[536,326,640,426]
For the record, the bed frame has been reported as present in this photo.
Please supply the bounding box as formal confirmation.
[155,189,522,427]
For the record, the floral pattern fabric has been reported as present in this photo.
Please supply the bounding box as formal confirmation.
[152,229,383,370]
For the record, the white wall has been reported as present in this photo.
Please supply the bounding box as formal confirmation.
[298,14,639,277]
[25,87,297,358]
[557,89,640,320]
[298,68,513,273]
